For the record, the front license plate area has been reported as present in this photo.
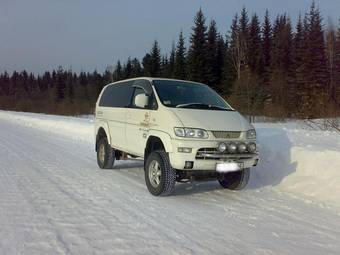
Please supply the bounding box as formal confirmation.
[216,162,244,173]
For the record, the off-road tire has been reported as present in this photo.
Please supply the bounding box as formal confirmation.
[97,137,115,169]
[218,168,250,190]
[145,150,176,196]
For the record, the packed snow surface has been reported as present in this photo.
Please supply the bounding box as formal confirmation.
[0,110,339,254]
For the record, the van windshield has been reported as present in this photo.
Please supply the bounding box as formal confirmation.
[152,80,233,111]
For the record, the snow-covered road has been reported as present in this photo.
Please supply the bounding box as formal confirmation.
[0,112,340,254]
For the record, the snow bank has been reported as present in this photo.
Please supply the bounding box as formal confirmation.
[1,110,340,209]
[251,122,340,209]
[0,110,94,143]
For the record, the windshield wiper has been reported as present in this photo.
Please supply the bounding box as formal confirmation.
[207,105,234,111]
[176,103,233,111]
[176,103,202,108]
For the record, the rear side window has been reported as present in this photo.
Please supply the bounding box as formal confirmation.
[99,81,134,107]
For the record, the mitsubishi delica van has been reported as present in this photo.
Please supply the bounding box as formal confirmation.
[95,77,259,196]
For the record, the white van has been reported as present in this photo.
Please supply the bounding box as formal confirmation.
[95,78,259,196]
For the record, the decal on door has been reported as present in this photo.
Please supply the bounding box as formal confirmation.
[140,112,158,128]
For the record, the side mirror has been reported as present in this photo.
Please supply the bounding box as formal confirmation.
[134,93,149,108]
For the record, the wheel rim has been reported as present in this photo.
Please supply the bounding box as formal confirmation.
[98,143,105,163]
[149,160,162,188]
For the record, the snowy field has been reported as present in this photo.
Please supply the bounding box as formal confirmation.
[0,110,339,254]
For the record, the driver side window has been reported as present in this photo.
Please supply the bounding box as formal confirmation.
[130,79,158,110]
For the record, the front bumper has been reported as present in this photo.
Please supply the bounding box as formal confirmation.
[169,138,259,171]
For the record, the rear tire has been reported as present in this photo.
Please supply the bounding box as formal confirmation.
[97,137,115,169]
[218,168,250,190]
[145,150,176,196]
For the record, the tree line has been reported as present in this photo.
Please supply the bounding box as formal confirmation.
[0,2,339,118]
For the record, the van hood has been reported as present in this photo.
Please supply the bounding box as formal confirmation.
[169,108,253,131]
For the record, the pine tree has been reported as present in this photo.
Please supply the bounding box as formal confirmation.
[228,9,256,115]
[248,14,262,75]
[174,30,187,80]
[303,2,329,117]
[294,14,306,93]
[114,61,123,81]
[215,35,226,92]
[79,71,89,100]
[41,71,51,91]
[228,14,239,80]
[261,10,272,85]
[67,69,74,103]
[238,6,249,67]
[205,19,219,88]
[239,7,249,35]
[270,15,295,115]
[124,57,133,78]
[334,21,340,105]
[150,40,161,77]
[245,13,264,115]
[0,71,10,95]
[28,73,35,94]
[142,53,152,76]
[51,70,57,88]
[168,42,176,77]
[94,70,103,98]
[103,66,113,84]
[325,20,336,103]
[131,58,143,77]
[188,8,207,83]
[56,66,66,101]
[222,37,235,96]
[21,71,29,93]
[228,12,248,80]
[284,17,296,114]
[160,54,169,77]
[11,71,19,98]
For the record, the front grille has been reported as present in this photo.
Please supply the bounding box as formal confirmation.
[196,148,256,160]
[211,131,241,139]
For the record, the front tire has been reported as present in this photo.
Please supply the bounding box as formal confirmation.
[97,137,115,169]
[218,168,250,190]
[145,150,176,196]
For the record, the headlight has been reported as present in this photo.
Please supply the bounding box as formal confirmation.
[174,128,208,139]
[246,129,256,139]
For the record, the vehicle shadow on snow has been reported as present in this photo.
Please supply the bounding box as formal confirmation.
[173,181,223,196]
[246,126,297,190]
[113,160,144,169]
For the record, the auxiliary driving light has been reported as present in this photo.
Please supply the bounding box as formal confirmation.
[218,142,227,152]
[247,142,257,153]
[238,142,247,153]
[178,147,192,153]
[227,142,237,153]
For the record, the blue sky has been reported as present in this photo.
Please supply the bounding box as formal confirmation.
[1,0,339,73]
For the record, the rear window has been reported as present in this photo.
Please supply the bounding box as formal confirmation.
[99,81,134,107]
